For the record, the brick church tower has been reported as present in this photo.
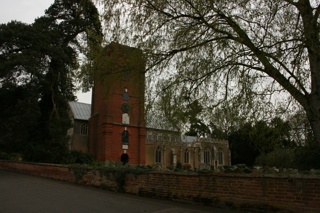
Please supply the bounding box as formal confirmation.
[88,42,146,164]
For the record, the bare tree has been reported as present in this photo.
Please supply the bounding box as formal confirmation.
[99,0,320,144]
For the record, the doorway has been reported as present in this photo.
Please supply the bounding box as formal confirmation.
[121,153,129,165]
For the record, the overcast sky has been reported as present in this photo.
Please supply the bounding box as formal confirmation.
[0,0,54,24]
[0,0,92,103]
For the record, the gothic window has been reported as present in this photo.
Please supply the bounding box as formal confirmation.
[155,146,162,163]
[184,149,190,164]
[217,149,224,165]
[204,148,211,164]
[80,123,88,135]
[123,92,129,101]
[122,130,129,144]
[123,88,129,101]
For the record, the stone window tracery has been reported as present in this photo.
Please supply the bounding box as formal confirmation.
[204,148,211,165]
[217,149,224,165]
[80,123,88,135]
[155,146,162,163]
[184,149,190,164]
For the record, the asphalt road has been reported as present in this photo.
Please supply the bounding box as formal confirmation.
[0,169,239,213]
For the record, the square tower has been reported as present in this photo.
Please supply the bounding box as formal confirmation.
[89,42,146,164]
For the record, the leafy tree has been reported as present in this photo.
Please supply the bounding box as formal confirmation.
[228,118,294,166]
[0,84,40,153]
[228,122,259,166]
[0,0,102,163]
[184,100,211,137]
[255,149,296,168]
[101,0,320,145]
[288,109,314,145]
[0,21,44,154]
[294,145,320,170]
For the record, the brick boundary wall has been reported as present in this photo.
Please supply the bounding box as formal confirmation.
[1,161,320,212]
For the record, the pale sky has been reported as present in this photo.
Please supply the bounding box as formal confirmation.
[0,0,92,104]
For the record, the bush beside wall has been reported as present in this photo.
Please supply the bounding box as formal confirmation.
[1,161,319,212]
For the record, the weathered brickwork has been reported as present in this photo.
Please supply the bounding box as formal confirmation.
[89,42,146,164]
[0,161,74,181]
[1,161,319,212]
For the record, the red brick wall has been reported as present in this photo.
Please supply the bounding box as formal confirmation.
[0,161,74,181]
[132,173,320,212]
[1,161,319,212]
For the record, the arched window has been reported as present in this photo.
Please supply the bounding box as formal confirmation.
[121,130,129,144]
[184,149,190,164]
[217,149,224,165]
[155,146,162,163]
[123,92,129,101]
[204,148,211,164]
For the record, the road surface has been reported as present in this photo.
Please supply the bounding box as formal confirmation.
[0,169,239,213]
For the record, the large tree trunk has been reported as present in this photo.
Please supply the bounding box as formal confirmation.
[305,94,320,145]
[297,1,320,145]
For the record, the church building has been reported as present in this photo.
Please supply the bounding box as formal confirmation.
[68,43,231,170]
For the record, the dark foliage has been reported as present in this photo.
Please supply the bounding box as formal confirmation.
[0,0,102,163]
[228,118,295,166]
[255,146,320,170]
[294,145,320,170]
[255,149,295,168]
[65,151,95,164]
[228,123,260,166]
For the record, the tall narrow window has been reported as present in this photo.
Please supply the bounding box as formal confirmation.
[123,88,129,101]
[204,148,211,164]
[184,149,190,164]
[80,124,88,135]
[121,130,129,144]
[217,149,224,165]
[155,146,162,163]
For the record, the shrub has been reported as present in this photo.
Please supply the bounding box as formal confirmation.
[294,145,320,170]
[255,146,320,170]
[65,151,94,165]
[0,152,10,160]
[0,152,23,161]
[255,149,295,168]
[24,143,70,164]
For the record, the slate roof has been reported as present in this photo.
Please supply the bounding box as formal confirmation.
[181,135,198,143]
[69,101,91,121]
